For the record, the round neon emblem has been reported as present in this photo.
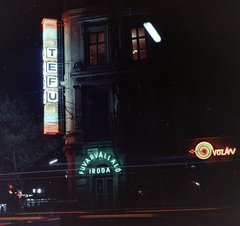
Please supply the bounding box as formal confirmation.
[195,142,213,160]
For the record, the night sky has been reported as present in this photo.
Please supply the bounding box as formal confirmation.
[162,0,240,137]
[0,0,63,116]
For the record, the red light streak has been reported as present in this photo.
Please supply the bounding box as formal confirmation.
[78,213,157,219]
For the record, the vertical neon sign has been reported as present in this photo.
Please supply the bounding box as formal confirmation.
[42,19,59,134]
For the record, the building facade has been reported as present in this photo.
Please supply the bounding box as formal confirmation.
[59,0,240,211]
[61,0,166,210]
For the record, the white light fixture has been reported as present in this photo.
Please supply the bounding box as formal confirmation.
[49,159,58,164]
[143,22,161,42]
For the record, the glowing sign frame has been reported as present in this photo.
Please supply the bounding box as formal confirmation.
[79,151,122,174]
[189,141,236,160]
[42,18,59,134]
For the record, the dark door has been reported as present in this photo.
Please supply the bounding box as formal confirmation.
[95,177,114,210]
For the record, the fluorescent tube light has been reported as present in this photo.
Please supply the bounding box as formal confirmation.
[49,159,58,164]
[143,22,161,42]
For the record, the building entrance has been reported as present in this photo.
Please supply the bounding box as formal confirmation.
[95,177,114,210]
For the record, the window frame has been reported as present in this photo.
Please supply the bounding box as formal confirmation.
[131,26,147,61]
[89,32,106,65]
[85,25,110,67]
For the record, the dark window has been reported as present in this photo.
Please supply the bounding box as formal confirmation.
[131,26,147,60]
[90,92,109,131]
[89,32,105,65]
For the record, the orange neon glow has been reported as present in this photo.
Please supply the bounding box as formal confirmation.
[44,123,59,135]
[42,18,58,32]
[189,141,237,160]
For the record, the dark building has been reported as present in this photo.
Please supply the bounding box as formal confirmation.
[62,0,167,210]
[56,0,240,213]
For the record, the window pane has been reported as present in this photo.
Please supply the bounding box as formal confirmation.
[140,49,146,59]
[98,43,105,64]
[132,39,137,50]
[132,39,138,60]
[89,34,96,44]
[132,52,138,60]
[131,28,137,38]
[98,43,105,54]
[139,38,146,49]
[98,32,105,43]
[138,27,145,37]
[90,45,97,65]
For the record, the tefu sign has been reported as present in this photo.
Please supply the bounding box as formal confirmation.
[189,141,236,160]
[79,151,122,174]
[42,19,59,134]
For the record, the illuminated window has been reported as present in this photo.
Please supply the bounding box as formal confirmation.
[131,27,146,60]
[89,32,105,65]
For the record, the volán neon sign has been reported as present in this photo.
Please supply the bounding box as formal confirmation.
[189,141,236,160]
[42,18,59,134]
[79,151,122,174]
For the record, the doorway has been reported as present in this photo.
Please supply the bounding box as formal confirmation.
[95,177,114,210]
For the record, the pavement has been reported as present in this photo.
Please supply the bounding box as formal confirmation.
[1,206,240,225]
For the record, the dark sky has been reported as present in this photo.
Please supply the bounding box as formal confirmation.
[0,0,63,116]
[163,1,240,137]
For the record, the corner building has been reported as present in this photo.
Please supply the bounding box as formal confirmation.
[60,1,240,213]
[62,0,165,210]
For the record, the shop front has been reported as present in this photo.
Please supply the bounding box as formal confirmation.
[186,136,240,206]
[74,144,124,211]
